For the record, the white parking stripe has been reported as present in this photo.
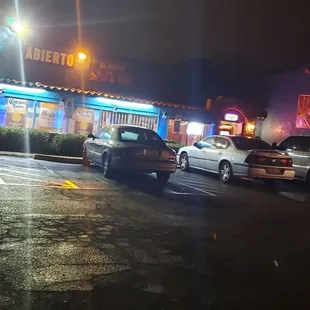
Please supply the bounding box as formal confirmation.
[0,177,5,184]
[0,168,44,178]
[0,173,45,182]
[0,164,42,171]
[173,181,217,196]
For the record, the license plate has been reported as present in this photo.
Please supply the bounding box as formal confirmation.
[146,150,159,157]
[266,168,282,174]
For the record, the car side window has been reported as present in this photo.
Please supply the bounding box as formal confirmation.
[213,137,230,149]
[95,128,105,138]
[294,137,310,152]
[279,136,310,152]
[279,137,296,151]
[198,137,214,149]
[101,127,113,140]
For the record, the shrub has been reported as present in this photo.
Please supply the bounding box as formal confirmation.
[166,142,184,153]
[0,127,85,157]
[51,134,85,157]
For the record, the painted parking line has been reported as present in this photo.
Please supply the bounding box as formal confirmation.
[172,181,217,196]
[0,177,5,184]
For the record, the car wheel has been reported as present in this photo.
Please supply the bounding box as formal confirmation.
[306,170,310,185]
[82,148,90,167]
[180,152,189,172]
[219,161,233,183]
[102,153,114,178]
[157,171,171,183]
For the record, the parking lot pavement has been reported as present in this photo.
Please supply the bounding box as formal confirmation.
[1,156,310,309]
[168,169,310,203]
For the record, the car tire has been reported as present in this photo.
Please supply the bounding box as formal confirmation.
[180,152,190,172]
[102,153,114,178]
[219,161,233,183]
[82,148,90,167]
[157,171,171,183]
[306,170,310,185]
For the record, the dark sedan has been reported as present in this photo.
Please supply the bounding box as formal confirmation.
[83,125,177,182]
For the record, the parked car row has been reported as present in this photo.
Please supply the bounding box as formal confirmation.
[82,124,310,185]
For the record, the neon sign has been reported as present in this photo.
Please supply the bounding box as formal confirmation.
[224,113,239,122]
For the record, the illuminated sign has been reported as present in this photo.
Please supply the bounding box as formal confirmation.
[25,47,75,67]
[224,113,239,122]
[89,60,133,85]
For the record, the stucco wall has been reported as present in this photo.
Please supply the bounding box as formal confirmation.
[261,67,310,144]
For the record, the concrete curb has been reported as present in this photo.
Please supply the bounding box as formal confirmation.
[0,151,34,158]
[33,154,83,164]
[0,151,82,164]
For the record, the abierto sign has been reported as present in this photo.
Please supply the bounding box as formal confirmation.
[5,98,28,127]
[25,47,75,67]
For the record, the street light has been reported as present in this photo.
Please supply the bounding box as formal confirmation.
[10,22,25,33]
[77,51,87,61]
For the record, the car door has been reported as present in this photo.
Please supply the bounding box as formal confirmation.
[86,128,105,162]
[205,137,231,171]
[279,136,310,179]
[93,126,114,164]
[190,137,214,169]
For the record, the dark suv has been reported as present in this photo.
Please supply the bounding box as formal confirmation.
[273,136,310,183]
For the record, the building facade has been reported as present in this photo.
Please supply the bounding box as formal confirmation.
[260,66,310,144]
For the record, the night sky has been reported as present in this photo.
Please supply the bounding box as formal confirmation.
[2,0,310,73]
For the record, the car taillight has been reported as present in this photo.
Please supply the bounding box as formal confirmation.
[280,158,293,167]
[168,151,176,161]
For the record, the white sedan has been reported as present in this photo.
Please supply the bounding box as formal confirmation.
[177,135,295,183]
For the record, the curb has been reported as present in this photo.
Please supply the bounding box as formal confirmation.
[0,151,34,158]
[0,151,82,164]
[33,154,82,164]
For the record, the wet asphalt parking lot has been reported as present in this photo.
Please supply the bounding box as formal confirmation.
[0,155,310,309]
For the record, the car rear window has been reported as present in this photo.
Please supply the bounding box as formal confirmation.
[119,127,165,145]
[232,137,273,150]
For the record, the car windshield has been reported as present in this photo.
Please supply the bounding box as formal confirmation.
[232,137,274,150]
[119,127,165,146]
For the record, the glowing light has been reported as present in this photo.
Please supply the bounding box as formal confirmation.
[11,22,25,33]
[187,122,204,135]
[0,84,46,94]
[77,52,87,61]
[224,113,239,122]
[97,97,153,110]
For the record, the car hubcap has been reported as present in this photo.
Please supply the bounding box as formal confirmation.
[103,156,108,173]
[180,155,187,169]
[221,164,230,181]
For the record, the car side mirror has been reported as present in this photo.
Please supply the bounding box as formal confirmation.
[193,142,199,148]
[87,133,95,139]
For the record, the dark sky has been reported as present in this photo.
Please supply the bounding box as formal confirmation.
[2,0,310,73]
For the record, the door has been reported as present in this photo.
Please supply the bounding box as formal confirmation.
[206,137,231,171]
[86,128,105,162]
[93,126,115,164]
[189,137,214,169]
[279,136,310,179]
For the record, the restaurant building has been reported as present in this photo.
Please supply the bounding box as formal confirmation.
[260,65,310,143]
[0,33,214,144]
[0,79,213,142]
